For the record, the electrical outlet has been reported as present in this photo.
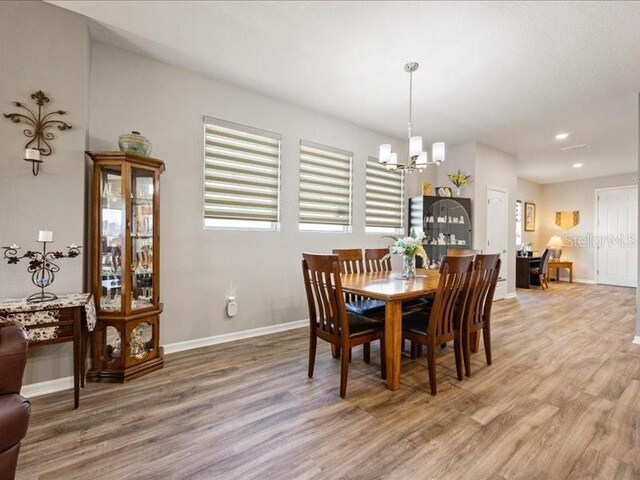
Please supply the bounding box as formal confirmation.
[227,295,237,317]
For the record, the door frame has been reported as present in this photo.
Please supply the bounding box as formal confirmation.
[594,185,638,286]
[487,185,509,299]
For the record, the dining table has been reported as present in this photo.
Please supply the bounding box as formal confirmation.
[341,268,479,391]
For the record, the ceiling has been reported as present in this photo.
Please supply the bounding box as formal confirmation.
[51,1,639,184]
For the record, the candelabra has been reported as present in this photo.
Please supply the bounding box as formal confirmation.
[2,238,81,303]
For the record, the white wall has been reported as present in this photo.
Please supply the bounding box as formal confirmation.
[437,142,476,202]
[474,143,518,295]
[637,93,639,341]
[0,1,89,384]
[516,177,543,250]
[88,43,405,348]
[436,142,518,295]
[539,173,636,282]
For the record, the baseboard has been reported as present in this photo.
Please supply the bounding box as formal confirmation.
[21,319,309,398]
[21,375,74,398]
[504,292,517,299]
[550,277,595,284]
[633,336,640,345]
[163,319,308,355]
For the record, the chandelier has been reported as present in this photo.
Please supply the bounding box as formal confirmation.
[379,62,445,173]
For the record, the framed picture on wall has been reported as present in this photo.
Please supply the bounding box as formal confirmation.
[524,202,536,231]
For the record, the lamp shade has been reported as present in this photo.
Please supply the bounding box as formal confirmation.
[432,142,445,164]
[386,152,398,170]
[416,151,428,168]
[379,144,391,164]
[547,235,565,248]
[409,136,423,157]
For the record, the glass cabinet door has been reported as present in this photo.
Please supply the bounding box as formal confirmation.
[130,167,156,311]
[100,166,124,312]
[423,198,472,268]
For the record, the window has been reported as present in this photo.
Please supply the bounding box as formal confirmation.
[299,140,353,232]
[365,156,404,233]
[515,200,523,246]
[203,117,281,230]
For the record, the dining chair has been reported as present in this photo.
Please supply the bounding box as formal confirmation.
[332,248,379,361]
[461,254,501,377]
[301,253,386,398]
[332,248,365,275]
[402,255,473,395]
[332,248,385,319]
[364,248,391,272]
[530,248,550,289]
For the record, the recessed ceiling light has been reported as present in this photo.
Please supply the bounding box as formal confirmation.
[555,132,570,140]
[572,163,583,168]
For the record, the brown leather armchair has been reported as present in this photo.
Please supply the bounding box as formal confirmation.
[0,325,30,480]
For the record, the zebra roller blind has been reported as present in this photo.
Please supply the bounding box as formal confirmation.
[299,140,353,227]
[204,117,281,226]
[365,156,404,229]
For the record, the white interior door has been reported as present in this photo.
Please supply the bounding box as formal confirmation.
[596,186,637,287]
[487,187,508,300]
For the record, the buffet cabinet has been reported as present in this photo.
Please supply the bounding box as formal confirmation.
[86,151,165,382]
[408,195,472,269]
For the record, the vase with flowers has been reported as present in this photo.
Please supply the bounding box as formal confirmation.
[447,169,472,197]
[383,233,428,279]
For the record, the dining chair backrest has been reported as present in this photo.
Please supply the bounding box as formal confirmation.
[332,249,365,303]
[332,249,365,274]
[539,248,551,274]
[464,254,501,329]
[364,248,391,273]
[302,253,349,341]
[427,255,474,341]
[447,249,478,257]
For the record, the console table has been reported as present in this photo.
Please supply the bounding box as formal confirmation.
[0,294,96,409]
[548,260,573,283]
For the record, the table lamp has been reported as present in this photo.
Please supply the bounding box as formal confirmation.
[547,235,564,260]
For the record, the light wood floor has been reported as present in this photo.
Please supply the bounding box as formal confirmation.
[17,283,640,480]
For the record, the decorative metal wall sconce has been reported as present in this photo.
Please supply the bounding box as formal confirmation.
[3,90,72,176]
[2,230,81,303]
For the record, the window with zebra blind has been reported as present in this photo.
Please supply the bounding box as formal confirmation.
[298,140,353,232]
[203,117,281,230]
[365,156,404,233]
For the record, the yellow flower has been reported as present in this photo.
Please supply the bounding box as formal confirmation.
[447,168,472,188]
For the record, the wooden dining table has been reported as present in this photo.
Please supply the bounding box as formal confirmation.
[341,268,479,391]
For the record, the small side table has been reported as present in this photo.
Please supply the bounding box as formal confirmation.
[548,260,573,283]
[0,294,96,409]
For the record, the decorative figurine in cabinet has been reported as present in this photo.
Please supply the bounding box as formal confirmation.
[408,195,472,269]
[86,151,165,382]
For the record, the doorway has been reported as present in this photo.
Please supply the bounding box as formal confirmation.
[595,185,638,287]
[487,186,509,300]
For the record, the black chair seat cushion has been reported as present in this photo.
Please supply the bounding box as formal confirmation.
[345,298,385,316]
[401,308,431,336]
[0,394,30,453]
[347,312,384,337]
[402,295,433,313]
